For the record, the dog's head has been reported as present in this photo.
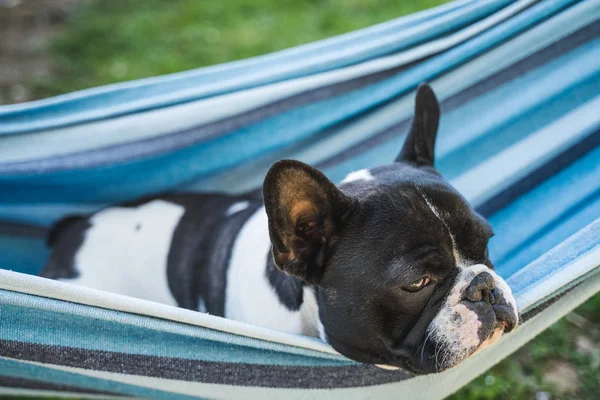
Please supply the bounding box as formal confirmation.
[263,84,518,374]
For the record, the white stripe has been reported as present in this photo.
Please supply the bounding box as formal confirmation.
[225,201,250,216]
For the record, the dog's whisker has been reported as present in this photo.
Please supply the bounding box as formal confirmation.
[420,329,434,363]
[440,345,451,370]
[434,340,442,373]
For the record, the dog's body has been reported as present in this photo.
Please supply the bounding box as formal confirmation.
[43,194,322,336]
[42,85,518,373]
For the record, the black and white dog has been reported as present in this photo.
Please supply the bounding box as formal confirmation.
[42,84,518,373]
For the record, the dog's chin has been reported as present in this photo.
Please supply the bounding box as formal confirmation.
[326,331,463,375]
[324,330,391,366]
[473,326,505,354]
[328,329,507,375]
[402,336,495,375]
[324,330,422,374]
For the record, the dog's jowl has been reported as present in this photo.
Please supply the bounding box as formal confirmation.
[42,84,518,374]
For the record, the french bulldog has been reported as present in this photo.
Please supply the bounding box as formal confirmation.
[41,84,518,373]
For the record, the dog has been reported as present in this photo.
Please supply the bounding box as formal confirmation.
[41,84,518,374]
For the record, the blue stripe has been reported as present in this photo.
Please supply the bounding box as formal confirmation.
[490,144,600,276]
[502,193,600,277]
[507,217,600,301]
[0,235,48,275]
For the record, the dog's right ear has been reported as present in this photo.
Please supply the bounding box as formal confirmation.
[263,160,354,284]
[396,83,440,167]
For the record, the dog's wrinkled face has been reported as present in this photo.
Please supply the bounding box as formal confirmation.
[320,167,518,373]
[263,84,518,373]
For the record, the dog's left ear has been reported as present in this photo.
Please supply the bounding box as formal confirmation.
[263,160,354,284]
[396,83,440,166]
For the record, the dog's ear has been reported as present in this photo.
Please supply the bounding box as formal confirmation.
[263,160,354,284]
[396,83,440,166]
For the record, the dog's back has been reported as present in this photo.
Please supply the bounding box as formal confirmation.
[41,193,261,314]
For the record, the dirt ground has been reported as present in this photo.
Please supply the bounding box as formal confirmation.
[0,0,87,104]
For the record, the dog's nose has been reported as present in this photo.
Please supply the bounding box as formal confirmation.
[464,272,496,304]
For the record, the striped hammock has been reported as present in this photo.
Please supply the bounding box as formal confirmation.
[1,0,599,398]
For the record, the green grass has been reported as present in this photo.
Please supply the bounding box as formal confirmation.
[32,0,450,98]
[21,0,600,399]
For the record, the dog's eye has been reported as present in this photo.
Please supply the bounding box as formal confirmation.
[403,277,431,293]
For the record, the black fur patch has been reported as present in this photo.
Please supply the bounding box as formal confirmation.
[265,255,305,311]
[161,194,262,316]
[46,215,87,246]
[41,216,90,280]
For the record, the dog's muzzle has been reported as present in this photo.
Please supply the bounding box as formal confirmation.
[463,271,518,332]
[405,265,519,374]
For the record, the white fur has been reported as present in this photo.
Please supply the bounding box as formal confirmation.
[225,201,250,216]
[66,200,184,306]
[427,264,518,369]
[197,297,207,313]
[417,187,465,266]
[375,364,400,370]
[225,208,320,336]
[317,319,327,342]
[341,169,375,184]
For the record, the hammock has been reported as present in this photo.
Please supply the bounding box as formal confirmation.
[1,0,599,398]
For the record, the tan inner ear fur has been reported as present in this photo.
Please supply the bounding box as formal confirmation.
[278,169,327,219]
[275,168,332,263]
[290,200,318,225]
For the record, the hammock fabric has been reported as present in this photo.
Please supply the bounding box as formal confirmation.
[1,0,600,398]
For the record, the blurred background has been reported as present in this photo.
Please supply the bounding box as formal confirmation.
[1,0,598,398]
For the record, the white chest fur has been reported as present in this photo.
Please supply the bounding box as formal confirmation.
[68,200,184,306]
[225,207,320,336]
